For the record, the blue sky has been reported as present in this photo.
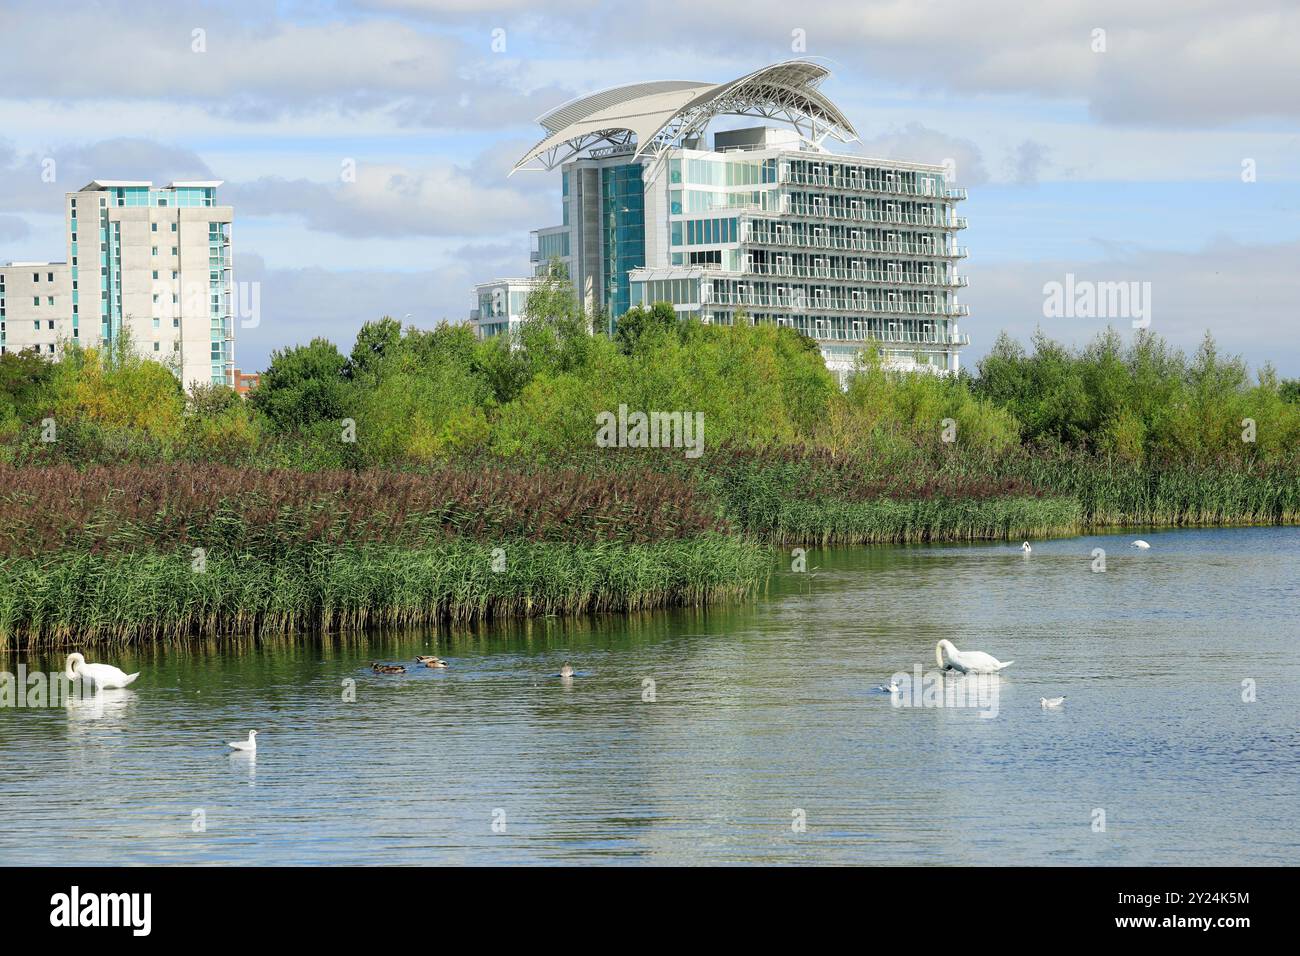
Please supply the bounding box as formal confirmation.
[2,0,1298,374]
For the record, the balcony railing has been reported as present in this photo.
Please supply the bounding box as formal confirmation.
[780,203,967,230]
[743,264,968,287]
[783,173,968,203]
[704,290,969,318]
[751,320,970,347]
[744,232,969,259]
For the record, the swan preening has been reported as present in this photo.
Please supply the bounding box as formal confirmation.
[935,639,1014,674]
[1040,696,1066,708]
[1132,539,1151,549]
[228,730,257,752]
[1021,541,1032,553]
[64,653,139,690]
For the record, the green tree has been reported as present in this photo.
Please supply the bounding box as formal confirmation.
[251,338,352,432]
[614,301,677,355]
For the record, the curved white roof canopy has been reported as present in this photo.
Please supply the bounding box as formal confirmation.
[512,60,858,174]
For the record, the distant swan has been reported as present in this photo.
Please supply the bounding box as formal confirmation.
[1021,541,1032,553]
[559,662,575,678]
[1132,540,1151,549]
[878,680,901,694]
[935,639,1014,674]
[228,730,257,752]
[415,655,448,668]
[64,653,139,690]
[1040,696,1066,708]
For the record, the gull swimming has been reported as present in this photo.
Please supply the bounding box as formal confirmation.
[1021,541,1032,553]
[935,639,1014,674]
[228,730,258,752]
[1132,540,1151,549]
[64,653,139,690]
[1040,696,1066,709]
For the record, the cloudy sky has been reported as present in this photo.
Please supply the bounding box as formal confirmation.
[2,0,1297,374]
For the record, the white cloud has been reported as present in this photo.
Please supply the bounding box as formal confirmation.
[232,245,521,369]
[226,156,549,239]
[965,237,1300,375]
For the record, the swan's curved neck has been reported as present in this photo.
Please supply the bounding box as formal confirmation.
[65,655,83,681]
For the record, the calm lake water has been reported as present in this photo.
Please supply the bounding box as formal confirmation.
[1,527,1297,866]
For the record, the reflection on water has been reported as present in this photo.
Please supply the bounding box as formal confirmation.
[1,527,1297,865]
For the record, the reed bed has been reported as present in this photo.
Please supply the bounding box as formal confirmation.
[2,447,1294,648]
[0,461,726,558]
[758,495,1082,546]
[0,536,768,647]
[994,451,1300,527]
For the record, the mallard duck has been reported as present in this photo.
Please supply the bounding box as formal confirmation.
[559,662,575,678]
[371,662,406,674]
[415,655,448,668]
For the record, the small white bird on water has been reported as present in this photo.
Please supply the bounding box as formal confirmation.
[1021,541,1032,553]
[1040,696,1066,709]
[936,639,1014,674]
[878,680,901,694]
[1132,539,1151,549]
[64,653,139,690]
[228,730,258,752]
[559,662,575,678]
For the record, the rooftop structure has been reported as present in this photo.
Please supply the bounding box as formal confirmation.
[473,60,970,379]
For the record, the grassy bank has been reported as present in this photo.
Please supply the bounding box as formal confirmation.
[0,536,767,647]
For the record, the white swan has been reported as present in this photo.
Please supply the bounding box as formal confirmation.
[1040,696,1066,708]
[1021,541,1032,553]
[877,680,901,694]
[1132,539,1151,549]
[64,653,139,690]
[228,730,258,752]
[935,639,1013,674]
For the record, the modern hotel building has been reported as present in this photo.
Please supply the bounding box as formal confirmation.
[0,180,235,389]
[471,60,970,378]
